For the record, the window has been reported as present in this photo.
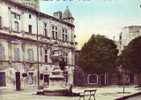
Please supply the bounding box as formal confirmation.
[22,73,27,77]
[29,14,31,19]
[44,74,49,83]
[52,26,54,30]
[40,74,43,80]
[0,72,6,86]
[62,34,65,41]
[11,12,21,32]
[28,25,32,33]
[44,23,47,37]
[55,27,57,30]
[64,71,68,83]
[52,31,55,39]
[44,29,47,37]
[65,34,68,41]
[55,32,58,39]
[13,13,16,18]
[62,28,68,41]
[0,45,5,60]
[55,26,57,39]
[0,16,2,29]
[44,49,48,63]
[11,12,20,20]
[16,15,20,20]
[14,21,19,32]
[28,72,33,84]
[27,49,34,61]
[14,48,20,61]
[52,25,57,39]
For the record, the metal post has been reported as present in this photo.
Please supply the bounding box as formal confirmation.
[122,72,125,94]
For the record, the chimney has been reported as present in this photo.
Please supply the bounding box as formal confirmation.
[53,11,62,19]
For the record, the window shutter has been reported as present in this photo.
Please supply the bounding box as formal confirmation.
[0,46,5,60]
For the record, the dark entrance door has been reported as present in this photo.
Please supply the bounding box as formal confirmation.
[0,72,6,86]
[15,72,21,91]
[44,74,49,85]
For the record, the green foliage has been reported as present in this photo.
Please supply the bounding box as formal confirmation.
[79,35,118,73]
[120,36,141,73]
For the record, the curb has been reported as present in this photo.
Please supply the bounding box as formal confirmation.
[115,92,141,100]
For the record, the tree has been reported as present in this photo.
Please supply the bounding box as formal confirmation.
[79,35,118,74]
[120,36,141,73]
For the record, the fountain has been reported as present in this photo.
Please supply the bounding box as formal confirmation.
[37,42,76,96]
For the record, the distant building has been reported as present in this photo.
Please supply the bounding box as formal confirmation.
[0,0,76,89]
[118,25,141,52]
[116,25,141,85]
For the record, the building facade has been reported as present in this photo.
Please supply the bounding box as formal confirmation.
[10,0,39,10]
[0,0,76,90]
[116,25,141,85]
[118,25,141,52]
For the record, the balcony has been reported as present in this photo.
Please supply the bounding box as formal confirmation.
[38,35,50,43]
[23,32,37,41]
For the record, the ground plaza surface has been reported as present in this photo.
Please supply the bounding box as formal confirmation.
[0,86,141,100]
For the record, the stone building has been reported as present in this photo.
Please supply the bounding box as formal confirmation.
[118,25,141,52]
[116,25,141,85]
[0,0,76,90]
[10,0,39,10]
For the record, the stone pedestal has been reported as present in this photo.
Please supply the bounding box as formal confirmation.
[47,68,66,90]
[43,68,69,96]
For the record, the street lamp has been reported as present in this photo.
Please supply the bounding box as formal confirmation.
[119,65,126,94]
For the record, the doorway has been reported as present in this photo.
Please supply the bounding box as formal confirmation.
[0,72,6,86]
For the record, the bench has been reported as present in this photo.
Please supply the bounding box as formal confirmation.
[79,89,97,100]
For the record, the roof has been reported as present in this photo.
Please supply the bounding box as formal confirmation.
[4,0,74,27]
[124,25,141,29]
[62,6,74,19]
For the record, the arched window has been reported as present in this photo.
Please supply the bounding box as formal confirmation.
[0,44,5,60]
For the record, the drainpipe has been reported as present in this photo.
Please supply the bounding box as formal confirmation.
[36,11,40,89]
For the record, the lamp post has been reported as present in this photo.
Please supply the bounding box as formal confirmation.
[122,71,125,94]
[119,65,125,94]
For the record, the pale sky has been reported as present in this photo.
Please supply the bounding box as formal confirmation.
[39,0,141,49]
